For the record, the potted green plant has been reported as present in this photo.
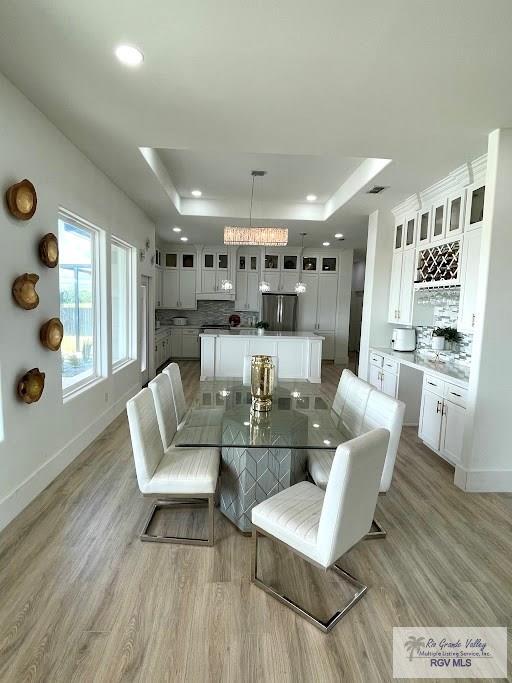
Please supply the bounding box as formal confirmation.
[431,326,461,351]
[255,321,269,336]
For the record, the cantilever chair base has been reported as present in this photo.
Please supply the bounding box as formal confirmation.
[251,527,368,633]
[140,493,215,547]
[365,518,387,540]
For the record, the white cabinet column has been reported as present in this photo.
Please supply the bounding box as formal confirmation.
[458,128,512,492]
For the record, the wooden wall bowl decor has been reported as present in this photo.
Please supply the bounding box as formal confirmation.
[6,179,37,220]
[40,317,64,351]
[12,273,40,310]
[17,368,45,404]
[39,233,59,268]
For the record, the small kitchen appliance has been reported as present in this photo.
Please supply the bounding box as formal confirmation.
[391,328,416,352]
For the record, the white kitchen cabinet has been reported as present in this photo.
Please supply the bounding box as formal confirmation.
[431,199,447,243]
[393,219,405,251]
[382,369,398,398]
[318,331,334,360]
[417,207,432,246]
[404,213,417,250]
[200,249,231,295]
[458,228,482,333]
[236,270,260,311]
[317,274,338,329]
[418,389,443,450]
[155,266,163,309]
[280,272,299,293]
[465,183,485,231]
[264,271,281,292]
[440,400,465,464]
[446,190,465,238]
[368,355,398,397]
[297,273,319,330]
[369,363,382,390]
[388,252,403,323]
[179,270,197,309]
[388,249,414,325]
[163,269,197,310]
[419,375,466,465]
[170,329,181,357]
[181,329,200,358]
[162,269,179,308]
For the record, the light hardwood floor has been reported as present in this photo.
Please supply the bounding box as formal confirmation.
[1,361,511,683]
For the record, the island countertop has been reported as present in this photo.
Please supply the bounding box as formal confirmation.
[200,329,324,340]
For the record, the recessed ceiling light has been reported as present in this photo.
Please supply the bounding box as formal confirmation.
[115,45,144,67]
[323,439,331,446]
[180,236,188,242]
[306,194,317,202]
[334,233,344,239]
[172,227,182,233]
[322,241,330,247]
[191,189,202,198]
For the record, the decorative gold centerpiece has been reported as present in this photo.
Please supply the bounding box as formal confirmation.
[250,355,275,412]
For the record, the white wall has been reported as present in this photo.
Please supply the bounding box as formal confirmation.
[358,210,394,381]
[456,128,512,491]
[0,73,156,531]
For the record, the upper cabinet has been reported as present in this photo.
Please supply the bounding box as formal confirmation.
[404,213,417,250]
[417,207,431,246]
[393,219,405,251]
[431,199,447,243]
[198,248,234,298]
[164,251,196,269]
[446,191,465,238]
[465,183,486,231]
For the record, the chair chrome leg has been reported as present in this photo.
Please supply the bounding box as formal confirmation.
[365,518,387,539]
[140,495,215,546]
[251,529,368,633]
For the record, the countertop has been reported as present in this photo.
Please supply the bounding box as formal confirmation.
[371,347,471,386]
[200,330,324,340]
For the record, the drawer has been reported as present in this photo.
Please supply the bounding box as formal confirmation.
[182,328,199,336]
[444,383,467,408]
[370,352,384,368]
[423,374,445,396]
[382,358,399,375]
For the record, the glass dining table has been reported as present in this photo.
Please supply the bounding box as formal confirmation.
[174,380,348,533]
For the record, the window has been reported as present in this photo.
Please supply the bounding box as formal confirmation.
[59,211,101,395]
[111,237,135,368]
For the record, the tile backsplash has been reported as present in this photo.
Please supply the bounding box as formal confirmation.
[413,290,472,365]
[156,300,259,327]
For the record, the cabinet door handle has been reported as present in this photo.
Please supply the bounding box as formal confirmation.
[442,403,447,416]
[451,392,461,398]
[472,314,476,327]
[427,381,436,386]
[436,400,442,414]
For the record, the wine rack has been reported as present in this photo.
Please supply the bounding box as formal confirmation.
[415,240,460,288]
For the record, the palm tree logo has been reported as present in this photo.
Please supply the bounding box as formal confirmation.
[405,636,426,661]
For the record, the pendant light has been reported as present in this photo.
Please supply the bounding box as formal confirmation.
[294,233,307,294]
[224,171,288,246]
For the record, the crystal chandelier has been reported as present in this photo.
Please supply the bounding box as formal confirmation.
[294,233,307,294]
[224,171,288,246]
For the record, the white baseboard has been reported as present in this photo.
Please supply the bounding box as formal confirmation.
[455,464,512,492]
[0,383,140,533]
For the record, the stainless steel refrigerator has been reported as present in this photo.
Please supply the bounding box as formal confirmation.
[261,293,297,331]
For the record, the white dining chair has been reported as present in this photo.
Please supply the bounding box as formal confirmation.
[251,428,389,632]
[308,374,405,539]
[242,355,279,385]
[163,362,187,426]
[127,387,220,546]
[148,372,177,449]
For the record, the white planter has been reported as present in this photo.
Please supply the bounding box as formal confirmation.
[432,335,445,351]
[257,328,265,336]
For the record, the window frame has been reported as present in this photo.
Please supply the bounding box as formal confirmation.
[59,208,104,400]
[111,235,137,372]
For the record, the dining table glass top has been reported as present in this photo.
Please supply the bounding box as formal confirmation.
[173,381,348,450]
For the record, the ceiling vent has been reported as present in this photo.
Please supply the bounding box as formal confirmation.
[367,185,388,194]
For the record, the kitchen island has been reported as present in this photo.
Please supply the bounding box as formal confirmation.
[200,329,324,382]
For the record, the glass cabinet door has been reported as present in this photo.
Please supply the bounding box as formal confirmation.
[165,252,177,268]
[302,256,317,272]
[394,222,404,250]
[217,253,228,270]
[203,253,215,269]
[321,257,337,272]
[238,253,258,271]
[264,254,279,270]
[405,216,416,249]
[238,254,246,270]
[283,254,298,270]
[447,193,464,236]
[431,202,446,242]
[181,253,195,268]
[417,209,431,245]
[249,255,258,270]
[468,185,485,228]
